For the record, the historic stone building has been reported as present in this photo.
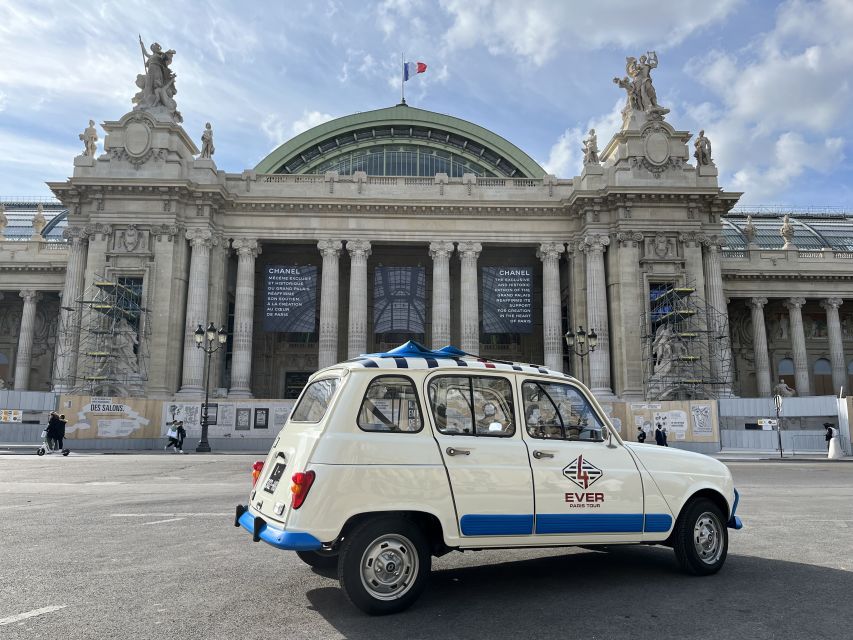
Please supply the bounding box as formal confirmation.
[2,48,853,407]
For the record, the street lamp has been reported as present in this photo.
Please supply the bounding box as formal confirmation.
[194,321,228,453]
[564,326,598,382]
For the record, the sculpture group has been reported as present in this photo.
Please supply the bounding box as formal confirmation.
[133,35,182,122]
[613,51,669,116]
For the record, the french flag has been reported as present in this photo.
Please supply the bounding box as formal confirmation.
[403,61,427,81]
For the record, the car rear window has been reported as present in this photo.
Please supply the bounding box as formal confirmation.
[357,375,423,432]
[290,378,339,423]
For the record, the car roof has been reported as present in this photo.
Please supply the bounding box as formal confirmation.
[330,341,579,382]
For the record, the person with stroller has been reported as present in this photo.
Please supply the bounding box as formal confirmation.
[164,420,187,454]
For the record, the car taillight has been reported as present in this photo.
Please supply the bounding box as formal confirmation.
[251,460,264,487]
[290,470,316,509]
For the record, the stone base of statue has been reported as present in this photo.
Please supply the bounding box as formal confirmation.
[578,162,604,189]
[73,155,95,168]
[133,104,182,124]
[193,158,217,170]
[697,163,718,177]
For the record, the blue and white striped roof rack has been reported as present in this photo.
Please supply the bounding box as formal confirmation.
[343,340,577,379]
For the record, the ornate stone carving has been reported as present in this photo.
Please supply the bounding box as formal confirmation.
[773,379,795,397]
[151,223,182,241]
[186,227,214,248]
[132,36,182,123]
[110,145,167,168]
[199,122,215,159]
[694,129,713,166]
[821,297,844,311]
[120,225,143,252]
[62,226,89,244]
[580,234,610,253]
[429,241,454,260]
[84,223,113,241]
[780,214,796,249]
[537,242,564,261]
[317,239,342,258]
[785,297,806,310]
[31,204,46,240]
[748,297,768,310]
[232,237,260,258]
[346,239,371,260]
[79,120,98,157]
[614,51,669,117]
[582,129,599,165]
[652,233,672,258]
[743,215,757,245]
[457,241,482,259]
[615,231,643,247]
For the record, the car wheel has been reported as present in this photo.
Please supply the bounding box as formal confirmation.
[673,497,728,575]
[296,549,338,570]
[338,515,431,615]
[37,447,45,456]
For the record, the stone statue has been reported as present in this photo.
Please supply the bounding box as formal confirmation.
[121,225,141,252]
[0,204,7,239]
[582,129,599,165]
[200,122,215,159]
[773,379,795,397]
[132,35,182,123]
[79,120,98,157]
[780,214,795,248]
[32,204,46,239]
[694,130,712,166]
[0,376,6,390]
[113,317,139,375]
[616,52,669,116]
[652,323,675,376]
[743,215,757,245]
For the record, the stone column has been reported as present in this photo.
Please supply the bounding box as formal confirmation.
[318,240,342,369]
[207,235,231,392]
[702,238,734,396]
[346,240,371,359]
[539,242,565,372]
[821,297,845,395]
[53,226,88,392]
[429,241,454,349]
[457,241,482,355]
[581,234,612,395]
[229,238,260,397]
[748,297,772,397]
[14,290,41,390]
[179,228,215,395]
[785,297,810,395]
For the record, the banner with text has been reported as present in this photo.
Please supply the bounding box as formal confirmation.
[481,267,533,333]
[374,266,426,334]
[264,266,317,332]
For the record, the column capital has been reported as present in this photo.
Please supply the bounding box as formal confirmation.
[821,297,844,310]
[580,233,610,253]
[186,227,214,248]
[785,297,807,310]
[429,241,455,260]
[698,233,723,250]
[19,289,42,304]
[232,237,260,258]
[317,239,342,258]
[346,239,372,259]
[615,231,643,248]
[62,225,89,244]
[537,242,565,261]
[748,297,768,309]
[457,241,482,260]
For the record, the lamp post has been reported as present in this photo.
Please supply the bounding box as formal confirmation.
[774,393,783,459]
[564,326,597,383]
[194,322,228,453]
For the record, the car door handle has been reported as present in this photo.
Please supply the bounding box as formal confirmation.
[532,450,555,459]
[446,447,471,456]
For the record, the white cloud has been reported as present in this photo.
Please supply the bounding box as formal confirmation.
[291,110,336,137]
[543,100,623,178]
[437,0,739,66]
[0,90,6,112]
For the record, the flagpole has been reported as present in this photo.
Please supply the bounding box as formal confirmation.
[400,52,405,105]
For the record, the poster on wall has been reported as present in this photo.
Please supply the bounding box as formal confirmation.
[205,403,218,425]
[654,410,688,441]
[373,266,426,333]
[481,267,533,333]
[235,408,251,430]
[264,265,317,332]
[691,404,713,435]
[254,408,269,429]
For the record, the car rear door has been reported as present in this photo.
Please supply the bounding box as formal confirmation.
[519,378,648,542]
[427,373,535,539]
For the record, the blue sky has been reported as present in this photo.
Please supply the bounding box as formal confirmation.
[1,0,851,206]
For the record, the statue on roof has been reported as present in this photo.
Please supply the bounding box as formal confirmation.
[582,129,599,165]
[780,214,795,249]
[32,204,46,240]
[132,35,182,123]
[694,130,713,166]
[79,120,98,157]
[614,51,669,117]
[743,215,757,245]
[199,122,215,159]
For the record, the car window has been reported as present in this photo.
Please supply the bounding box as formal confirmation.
[522,381,604,441]
[357,376,423,432]
[290,378,339,423]
[429,375,515,437]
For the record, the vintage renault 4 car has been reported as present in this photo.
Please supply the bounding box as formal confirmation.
[235,342,742,615]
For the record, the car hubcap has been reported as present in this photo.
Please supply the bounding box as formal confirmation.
[360,534,418,600]
[693,512,723,564]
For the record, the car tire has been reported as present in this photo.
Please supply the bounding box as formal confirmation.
[296,549,338,570]
[673,497,728,575]
[338,515,431,615]
[37,447,45,456]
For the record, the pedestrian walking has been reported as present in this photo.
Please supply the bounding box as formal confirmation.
[637,426,647,443]
[825,423,834,450]
[654,424,665,446]
[165,420,187,454]
[56,414,67,451]
[662,427,669,447]
[46,412,60,451]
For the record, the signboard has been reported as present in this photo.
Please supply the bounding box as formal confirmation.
[374,266,426,333]
[264,266,317,332]
[0,409,22,423]
[758,418,778,430]
[481,267,533,333]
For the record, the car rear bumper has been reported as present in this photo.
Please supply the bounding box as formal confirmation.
[234,504,322,551]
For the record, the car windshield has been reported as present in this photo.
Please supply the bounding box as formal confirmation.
[290,378,340,423]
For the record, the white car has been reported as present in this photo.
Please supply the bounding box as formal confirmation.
[235,342,742,615]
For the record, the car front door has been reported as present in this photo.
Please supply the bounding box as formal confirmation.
[520,379,647,542]
[427,374,535,540]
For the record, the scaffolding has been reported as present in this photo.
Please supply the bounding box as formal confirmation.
[641,283,733,400]
[54,275,150,396]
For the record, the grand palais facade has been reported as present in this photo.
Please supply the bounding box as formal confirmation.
[3,51,853,424]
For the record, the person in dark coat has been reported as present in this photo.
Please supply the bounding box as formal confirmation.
[654,424,665,446]
[46,412,61,450]
[637,427,647,443]
[662,427,669,447]
[56,414,67,450]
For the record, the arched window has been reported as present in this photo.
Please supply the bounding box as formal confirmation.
[814,358,833,395]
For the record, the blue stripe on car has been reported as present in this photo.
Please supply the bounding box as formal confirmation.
[237,510,323,550]
[460,514,534,535]
[459,513,675,535]
[643,513,673,532]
